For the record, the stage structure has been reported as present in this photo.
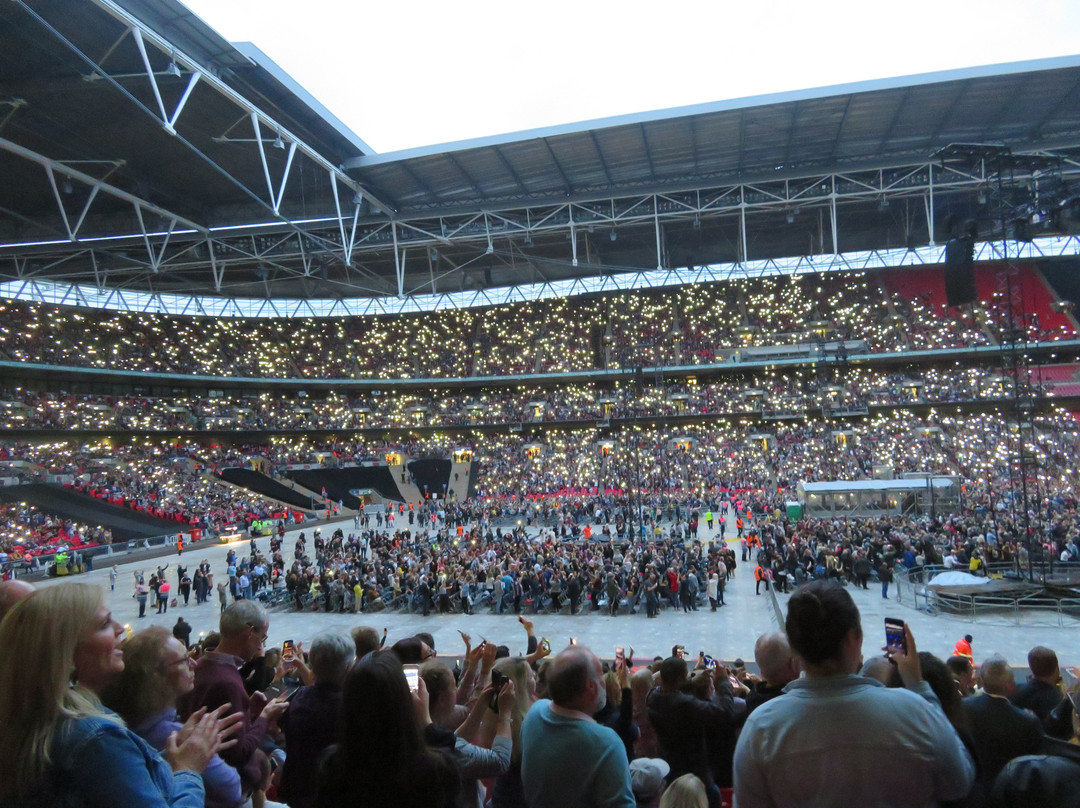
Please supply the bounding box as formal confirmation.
[798,476,959,519]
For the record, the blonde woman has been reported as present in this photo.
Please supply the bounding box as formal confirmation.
[660,773,708,808]
[632,667,660,759]
[480,656,538,808]
[100,626,242,808]
[0,583,232,807]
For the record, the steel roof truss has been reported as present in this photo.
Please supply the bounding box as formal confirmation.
[655,193,698,213]
[0,98,27,135]
[131,203,177,273]
[441,213,484,240]
[526,205,569,230]
[84,0,387,212]
[1,136,209,238]
[329,171,364,264]
[397,220,454,247]
[700,186,741,211]
[249,113,298,215]
[129,27,201,134]
[44,167,100,242]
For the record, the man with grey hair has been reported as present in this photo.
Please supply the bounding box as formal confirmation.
[961,654,1044,804]
[521,646,635,808]
[180,599,289,802]
[279,632,354,808]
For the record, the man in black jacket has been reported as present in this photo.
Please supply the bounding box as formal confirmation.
[961,655,1044,805]
[646,655,737,808]
[1011,645,1065,720]
[172,616,192,649]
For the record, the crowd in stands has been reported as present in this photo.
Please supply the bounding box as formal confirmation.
[2,577,1078,808]
[0,502,110,560]
[0,363,1067,432]
[0,442,298,556]
[1,266,1075,380]
[3,403,1079,563]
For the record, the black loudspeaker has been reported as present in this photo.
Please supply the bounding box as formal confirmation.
[944,235,976,307]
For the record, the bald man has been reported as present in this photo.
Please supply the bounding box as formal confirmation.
[521,646,634,808]
[0,579,35,622]
[745,632,801,718]
[961,655,1044,804]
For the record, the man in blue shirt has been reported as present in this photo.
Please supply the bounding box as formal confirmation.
[521,646,635,808]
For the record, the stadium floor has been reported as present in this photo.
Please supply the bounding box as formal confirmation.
[32,517,1080,667]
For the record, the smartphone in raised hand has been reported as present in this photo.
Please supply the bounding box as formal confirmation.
[489,669,507,712]
[404,664,421,692]
[884,617,907,654]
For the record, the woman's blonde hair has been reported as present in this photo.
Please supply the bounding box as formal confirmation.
[492,656,536,761]
[603,669,622,707]
[630,667,654,715]
[0,583,116,798]
[100,626,177,727]
[659,773,708,808]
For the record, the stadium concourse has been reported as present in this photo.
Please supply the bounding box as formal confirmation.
[29,516,1080,667]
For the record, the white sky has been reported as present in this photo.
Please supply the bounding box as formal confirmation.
[180,0,1080,155]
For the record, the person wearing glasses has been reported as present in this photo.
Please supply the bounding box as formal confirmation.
[102,626,243,808]
[179,600,290,806]
[0,583,233,808]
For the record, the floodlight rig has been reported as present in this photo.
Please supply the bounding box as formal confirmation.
[934,143,1065,583]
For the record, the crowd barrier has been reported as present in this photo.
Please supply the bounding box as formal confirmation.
[894,562,1080,627]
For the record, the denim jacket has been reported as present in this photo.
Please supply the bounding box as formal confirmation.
[134,709,242,808]
[19,713,205,808]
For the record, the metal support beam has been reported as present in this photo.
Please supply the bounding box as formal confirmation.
[739,188,748,264]
[654,196,662,270]
[830,177,839,255]
[392,221,404,297]
[1,135,208,236]
[927,163,936,246]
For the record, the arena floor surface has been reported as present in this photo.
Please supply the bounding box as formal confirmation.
[33,518,1080,668]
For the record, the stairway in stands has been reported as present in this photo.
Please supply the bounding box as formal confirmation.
[393,459,425,505]
[446,460,472,503]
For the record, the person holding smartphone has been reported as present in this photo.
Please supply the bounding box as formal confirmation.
[647,650,737,806]
[734,581,974,807]
[178,601,290,803]
[278,633,354,808]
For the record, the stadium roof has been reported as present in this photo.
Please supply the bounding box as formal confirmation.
[1,0,1079,310]
[346,54,1080,214]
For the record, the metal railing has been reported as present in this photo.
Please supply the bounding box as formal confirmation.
[894,562,1080,627]
[11,530,199,576]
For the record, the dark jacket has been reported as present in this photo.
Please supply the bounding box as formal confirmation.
[961,692,1044,805]
[279,681,343,808]
[179,652,269,794]
[646,680,736,788]
[1011,678,1065,721]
